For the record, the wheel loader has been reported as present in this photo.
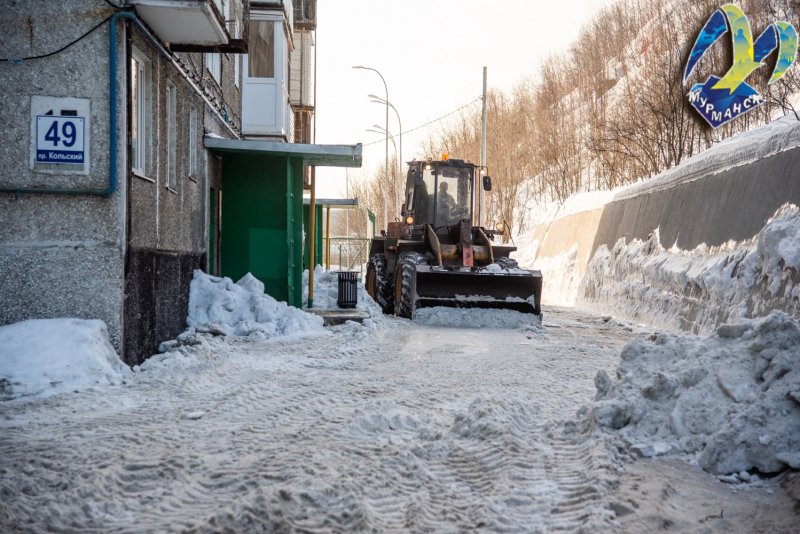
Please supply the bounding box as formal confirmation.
[365,157,543,319]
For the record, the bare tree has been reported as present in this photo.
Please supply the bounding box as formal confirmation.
[416,0,799,235]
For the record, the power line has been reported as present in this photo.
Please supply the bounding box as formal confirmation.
[0,13,117,63]
[363,96,483,147]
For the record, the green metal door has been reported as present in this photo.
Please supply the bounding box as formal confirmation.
[219,154,304,307]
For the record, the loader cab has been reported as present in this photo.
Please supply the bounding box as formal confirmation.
[404,160,474,230]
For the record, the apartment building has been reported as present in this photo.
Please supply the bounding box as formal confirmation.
[0,0,360,364]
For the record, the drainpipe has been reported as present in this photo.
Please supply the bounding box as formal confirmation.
[307,23,319,308]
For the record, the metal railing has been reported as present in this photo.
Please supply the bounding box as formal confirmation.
[293,0,317,28]
[325,237,371,276]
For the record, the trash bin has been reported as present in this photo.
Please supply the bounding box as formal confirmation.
[336,271,359,309]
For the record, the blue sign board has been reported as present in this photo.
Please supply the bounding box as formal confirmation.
[36,116,85,164]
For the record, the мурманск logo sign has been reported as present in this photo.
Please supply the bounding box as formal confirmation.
[684,3,798,128]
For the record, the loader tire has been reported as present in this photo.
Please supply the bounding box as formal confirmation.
[395,252,427,319]
[495,256,519,270]
[366,253,394,314]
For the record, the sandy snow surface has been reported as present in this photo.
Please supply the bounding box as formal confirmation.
[2,268,799,531]
[1,303,797,531]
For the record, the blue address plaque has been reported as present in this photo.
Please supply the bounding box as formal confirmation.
[36,116,85,164]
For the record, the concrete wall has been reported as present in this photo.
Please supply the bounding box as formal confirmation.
[123,23,243,363]
[591,146,800,255]
[0,1,127,348]
[123,29,211,364]
[0,2,245,363]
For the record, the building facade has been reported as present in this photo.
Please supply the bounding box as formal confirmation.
[0,0,359,364]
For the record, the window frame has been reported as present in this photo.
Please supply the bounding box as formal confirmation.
[130,47,152,178]
[205,53,221,85]
[166,82,177,192]
[188,107,198,182]
[247,18,276,80]
[234,53,240,89]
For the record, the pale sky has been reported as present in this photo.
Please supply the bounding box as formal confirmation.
[314,0,611,198]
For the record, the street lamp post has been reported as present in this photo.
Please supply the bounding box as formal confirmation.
[369,126,399,218]
[369,94,402,183]
[352,65,389,231]
[368,126,397,161]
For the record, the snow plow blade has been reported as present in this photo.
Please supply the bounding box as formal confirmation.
[414,266,542,315]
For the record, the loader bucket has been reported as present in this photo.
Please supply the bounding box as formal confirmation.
[413,266,542,315]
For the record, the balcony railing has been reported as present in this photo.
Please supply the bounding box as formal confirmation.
[293,0,316,29]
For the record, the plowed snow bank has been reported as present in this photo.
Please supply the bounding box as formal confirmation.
[586,311,800,475]
[581,204,800,332]
[0,319,130,400]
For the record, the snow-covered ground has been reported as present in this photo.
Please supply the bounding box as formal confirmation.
[1,268,798,531]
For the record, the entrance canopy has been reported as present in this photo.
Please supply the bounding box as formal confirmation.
[203,136,362,308]
[204,137,362,167]
[303,198,359,208]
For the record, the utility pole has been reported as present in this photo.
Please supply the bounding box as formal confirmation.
[479,66,488,227]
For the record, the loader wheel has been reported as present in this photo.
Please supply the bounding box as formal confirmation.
[495,256,519,270]
[366,253,394,314]
[395,252,427,319]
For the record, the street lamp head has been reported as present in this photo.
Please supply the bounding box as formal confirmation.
[352,65,364,69]
[368,93,383,101]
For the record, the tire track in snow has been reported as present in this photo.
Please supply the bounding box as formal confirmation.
[1,308,635,532]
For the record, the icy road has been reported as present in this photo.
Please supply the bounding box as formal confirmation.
[0,307,795,532]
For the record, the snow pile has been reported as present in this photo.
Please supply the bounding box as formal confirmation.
[0,318,130,401]
[580,204,800,333]
[530,245,581,306]
[302,266,383,316]
[187,270,325,338]
[586,311,800,475]
[513,231,541,273]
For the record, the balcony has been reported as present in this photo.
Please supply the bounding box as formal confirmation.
[130,0,249,53]
[293,0,315,30]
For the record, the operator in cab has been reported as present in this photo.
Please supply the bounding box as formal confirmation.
[437,181,456,223]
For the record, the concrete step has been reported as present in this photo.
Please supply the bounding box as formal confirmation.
[306,309,370,326]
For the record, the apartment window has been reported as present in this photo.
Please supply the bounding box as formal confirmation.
[234,54,240,88]
[249,20,275,78]
[189,108,198,181]
[205,53,221,84]
[166,83,177,190]
[131,48,152,175]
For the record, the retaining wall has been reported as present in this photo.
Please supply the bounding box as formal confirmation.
[533,125,800,330]
[591,146,800,255]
